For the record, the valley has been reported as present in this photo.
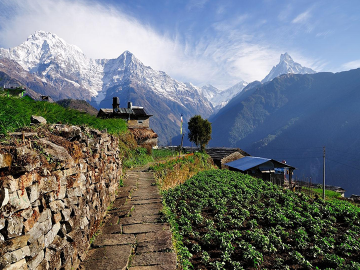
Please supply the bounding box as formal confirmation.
[1,30,360,197]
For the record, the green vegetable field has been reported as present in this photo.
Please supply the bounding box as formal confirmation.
[163,170,360,269]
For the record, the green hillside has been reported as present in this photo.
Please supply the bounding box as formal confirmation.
[163,170,360,269]
[210,68,360,196]
[0,96,126,135]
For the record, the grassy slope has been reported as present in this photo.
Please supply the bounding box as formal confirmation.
[0,96,126,135]
[163,170,360,270]
[151,153,215,190]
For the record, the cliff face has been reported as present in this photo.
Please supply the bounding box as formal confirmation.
[0,124,122,269]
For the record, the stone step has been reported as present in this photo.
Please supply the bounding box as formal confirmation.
[79,167,176,270]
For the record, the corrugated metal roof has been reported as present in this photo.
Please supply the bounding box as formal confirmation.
[99,109,113,113]
[225,156,271,171]
[118,108,134,114]
[98,107,152,117]
[132,108,152,116]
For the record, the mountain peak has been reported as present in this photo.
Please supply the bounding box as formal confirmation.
[262,53,316,83]
[114,50,143,69]
[27,30,60,42]
[122,50,134,57]
[280,52,293,62]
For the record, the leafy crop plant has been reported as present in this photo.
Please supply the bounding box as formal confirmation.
[163,170,360,269]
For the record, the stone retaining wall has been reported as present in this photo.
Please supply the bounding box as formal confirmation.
[0,124,122,269]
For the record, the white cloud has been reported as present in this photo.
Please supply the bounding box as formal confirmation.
[316,30,332,38]
[342,60,360,70]
[0,0,323,90]
[292,10,311,24]
[186,0,208,10]
[0,0,219,86]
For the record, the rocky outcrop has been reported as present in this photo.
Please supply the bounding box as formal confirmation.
[0,124,122,269]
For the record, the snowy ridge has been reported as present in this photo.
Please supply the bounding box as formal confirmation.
[200,81,248,110]
[0,31,212,111]
[262,53,316,83]
[0,31,103,96]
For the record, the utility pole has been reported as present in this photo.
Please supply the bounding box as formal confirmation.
[323,146,326,200]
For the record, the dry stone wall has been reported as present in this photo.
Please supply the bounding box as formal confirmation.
[0,124,122,269]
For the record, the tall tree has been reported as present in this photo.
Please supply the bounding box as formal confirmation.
[188,115,212,152]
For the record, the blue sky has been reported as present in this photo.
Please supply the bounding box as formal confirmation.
[0,0,359,89]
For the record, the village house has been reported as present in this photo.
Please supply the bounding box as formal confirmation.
[2,85,26,97]
[225,156,296,187]
[205,147,251,169]
[40,95,54,102]
[97,97,158,147]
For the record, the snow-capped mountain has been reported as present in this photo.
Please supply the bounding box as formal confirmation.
[215,81,248,108]
[200,81,248,111]
[0,30,213,144]
[100,51,212,111]
[0,31,102,98]
[262,53,316,83]
[200,84,221,101]
[0,31,212,111]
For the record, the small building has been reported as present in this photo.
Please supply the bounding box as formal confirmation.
[326,185,346,197]
[225,156,296,186]
[97,97,158,147]
[205,147,251,169]
[3,86,26,97]
[40,95,54,103]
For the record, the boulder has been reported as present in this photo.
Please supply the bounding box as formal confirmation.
[30,115,47,124]
[0,153,12,169]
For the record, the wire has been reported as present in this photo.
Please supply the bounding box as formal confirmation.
[268,156,321,160]
[251,146,323,152]
[327,157,360,171]
[326,147,360,155]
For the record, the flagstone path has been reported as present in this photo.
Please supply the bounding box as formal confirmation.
[80,167,177,270]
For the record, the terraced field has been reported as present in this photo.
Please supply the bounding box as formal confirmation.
[163,170,360,269]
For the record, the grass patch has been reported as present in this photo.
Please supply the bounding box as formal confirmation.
[150,152,215,190]
[152,148,178,161]
[123,147,154,169]
[308,187,342,199]
[0,96,126,135]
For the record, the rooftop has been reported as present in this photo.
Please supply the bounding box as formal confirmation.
[225,156,295,172]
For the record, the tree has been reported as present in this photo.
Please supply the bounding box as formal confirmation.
[188,115,212,152]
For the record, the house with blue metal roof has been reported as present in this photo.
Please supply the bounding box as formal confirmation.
[225,156,296,186]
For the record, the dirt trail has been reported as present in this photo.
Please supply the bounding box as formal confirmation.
[80,166,177,270]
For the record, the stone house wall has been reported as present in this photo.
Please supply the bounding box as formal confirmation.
[220,152,245,169]
[0,124,122,270]
[127,118,150,129]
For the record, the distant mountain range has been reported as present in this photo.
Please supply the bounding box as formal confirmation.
[210,68,360,196]
[0,30,319,146]
[0,31,213,144]
[200,81,248,112]
[3,30,359,195]
[199,52,315,112]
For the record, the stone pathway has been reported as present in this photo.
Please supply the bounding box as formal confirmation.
[80,167,177,270]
